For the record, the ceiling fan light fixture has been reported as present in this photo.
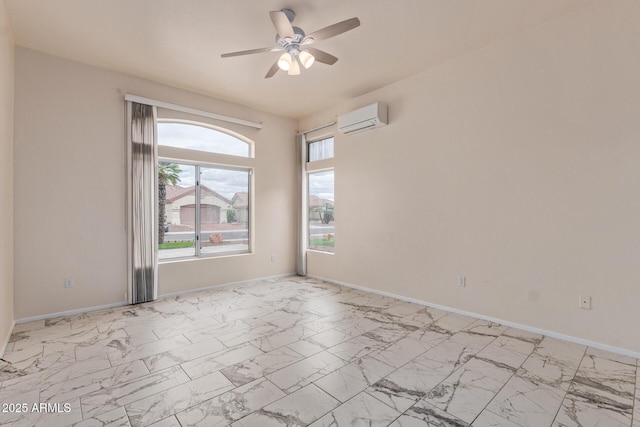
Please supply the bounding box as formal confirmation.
[299,50,315,69]
[277,52,292,71]
[288,59,301,76]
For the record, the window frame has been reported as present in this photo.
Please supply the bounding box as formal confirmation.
[305,136,335,254]
[157,120,255,262]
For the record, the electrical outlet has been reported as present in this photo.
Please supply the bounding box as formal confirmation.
[579,296,591,310]
[458,276,466,287]
[271,254,276,262]
[64,277,74,288]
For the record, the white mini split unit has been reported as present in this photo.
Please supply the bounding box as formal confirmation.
[338,102,388,135]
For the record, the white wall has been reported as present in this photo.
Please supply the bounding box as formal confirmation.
[14,48,297,319]
[300,1,640,353]
[0,0,14,353]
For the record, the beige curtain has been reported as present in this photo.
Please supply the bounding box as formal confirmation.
[129,102,158,303]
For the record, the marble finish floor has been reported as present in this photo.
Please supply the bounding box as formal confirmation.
[1,276,638,427]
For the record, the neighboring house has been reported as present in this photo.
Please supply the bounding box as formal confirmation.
[308,195,334,222]
[165,185,231,226]
[231,192,249,225]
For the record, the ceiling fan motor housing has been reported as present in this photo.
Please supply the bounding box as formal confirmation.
[276,26,305,47]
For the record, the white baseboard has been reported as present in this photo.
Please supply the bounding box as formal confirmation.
[158,273,296,300]
[308,274,640,359]
[0,319,15,358]
[13,273,298,327]
[15,301,129,325]
[14,274,298,325]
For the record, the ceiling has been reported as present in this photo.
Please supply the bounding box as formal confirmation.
[5,0,593,119]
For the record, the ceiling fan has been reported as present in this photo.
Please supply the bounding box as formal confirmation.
[221,9,360,78]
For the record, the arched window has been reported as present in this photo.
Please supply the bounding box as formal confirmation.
[157,120,254,261]
[158,121,253,158]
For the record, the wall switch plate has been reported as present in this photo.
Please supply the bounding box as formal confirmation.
[64,277,74,288]
[271,254,276,262]
[579,296,591,310]
[458,276,466,287]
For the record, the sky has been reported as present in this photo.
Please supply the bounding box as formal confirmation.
[158,122,249,157]
[309,169,334,202]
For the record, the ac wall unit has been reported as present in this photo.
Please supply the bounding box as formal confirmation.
[338,102,388,135]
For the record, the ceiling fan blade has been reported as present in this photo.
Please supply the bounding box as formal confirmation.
[305,47,338,65]
[265,60,280,79]
[305,17,360,43]
[270,10,295,39]
[221,46,281,58]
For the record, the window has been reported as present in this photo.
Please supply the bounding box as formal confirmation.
[308,169,334,252]
[306,136,335,253]
[158,122,251,157]
[308,137,334,162]
[157,121,253,260]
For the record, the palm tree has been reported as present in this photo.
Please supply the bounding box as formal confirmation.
[158,162,181,244]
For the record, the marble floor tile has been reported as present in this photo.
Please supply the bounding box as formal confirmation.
[484,373,566,427]
[305,328,353,349]
[80,365,191,418]
[381,301,426,318]
[0,389,40,426]
[391,400,470,427]
[143,337,226,372]
[286,339,325,357]
[518,352,579,390]
[333,316,384,337]
[266,350,345,394]
[369,335,433,369]
[472,410,521,427]
[309,391,401,427]
[232,384,339,427]
[146,416,181,427]
[1,276,637,427]
[400,307,448,326]
[216,323,283,348]
[221,347,303,386]
[315,355,395,402]
[553,383,634,427]
[107,334,192,367]
[431,313,477,334]
[573,352,636,398]
[0,350,79,383]
[462,321,508,338]
[180,343,264,380]
[448,331,496,349]
[586,347,637,366]
[182,319,251,344]
[175,378,285,426]
[552,349,636,426]
[249,324,317,352]
[125,371,234,426]
[72,406,130,427]
[364,323,416,345]
[327,334,388,362]
[39,360,150,405]
[1,357,111,401]
[366,339,484,412]
[535,337,586,366]
[474,339,531,370]
[422,357,516,424]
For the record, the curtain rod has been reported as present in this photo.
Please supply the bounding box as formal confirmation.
[124,94,263,130]
[299,121,336,135]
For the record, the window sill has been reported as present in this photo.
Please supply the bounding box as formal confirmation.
[158,251,253,264]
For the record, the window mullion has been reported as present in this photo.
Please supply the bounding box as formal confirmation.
[195,165,201,257]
